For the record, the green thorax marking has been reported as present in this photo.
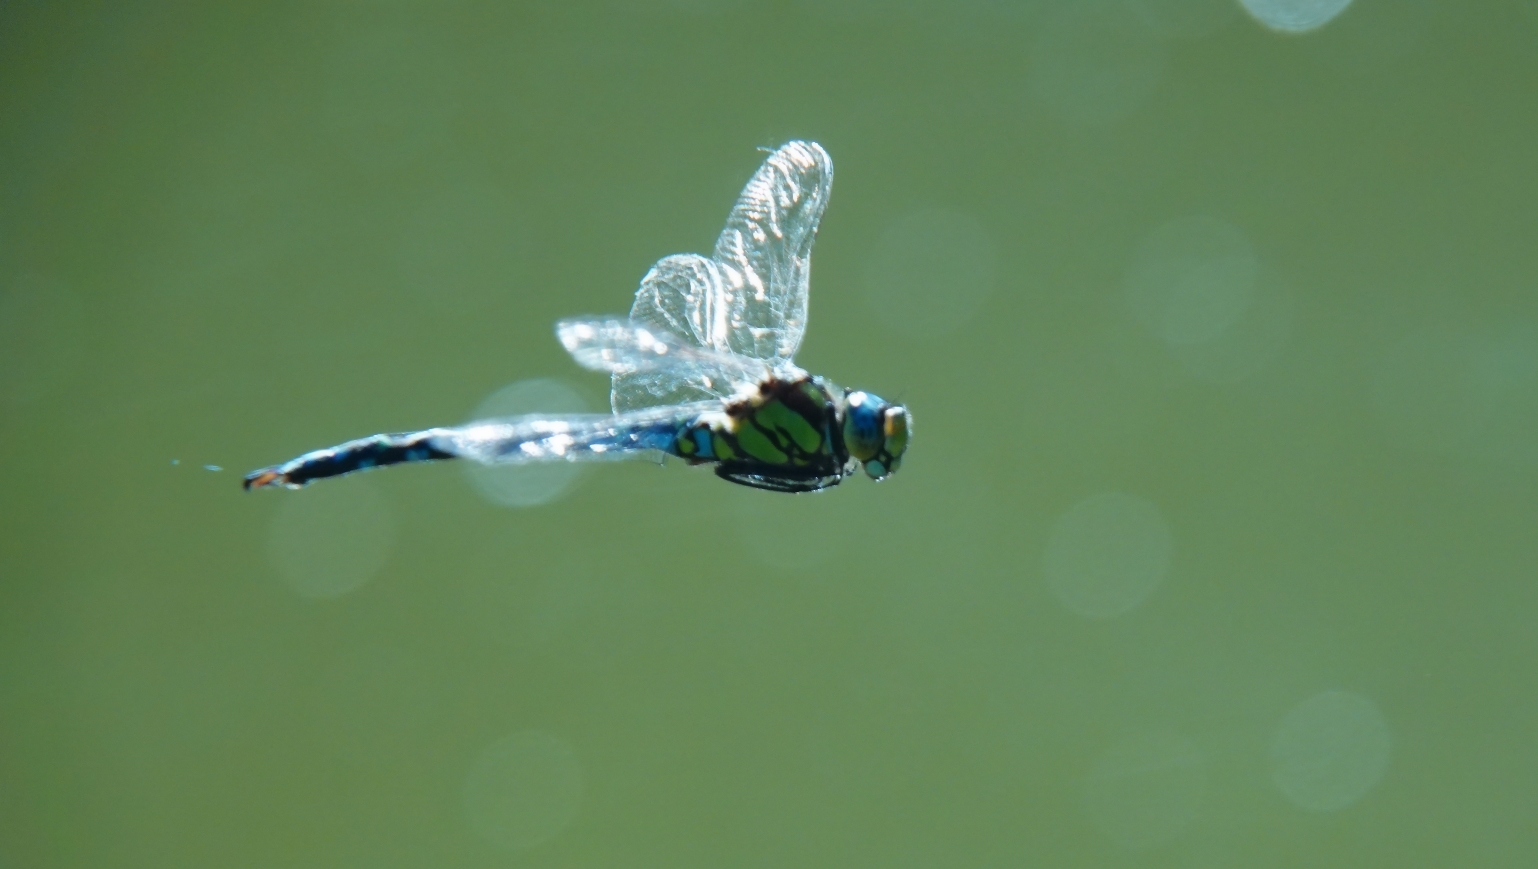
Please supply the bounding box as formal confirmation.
[672,377,847,474]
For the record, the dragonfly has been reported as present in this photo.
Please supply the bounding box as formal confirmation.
[244,141,910,494]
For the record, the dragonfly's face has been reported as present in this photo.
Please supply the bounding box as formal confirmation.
[842,390,911,481]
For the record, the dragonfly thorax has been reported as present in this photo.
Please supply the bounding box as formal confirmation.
[669,377,910,492]
[665,375,844,492]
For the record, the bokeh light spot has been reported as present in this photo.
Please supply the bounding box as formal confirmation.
[1121,216,1291,382]
[1045,492,1173,618]
[1370,324,1538,468]
[1168,269,1293,384]
[1239,0,1354,34]
[463,731,584,851]
[266,476,394,599]
[1125,216,1257,347]
[463,379,590,508]
[863,208,997,338]
[1083,731,1206,850]
[1030,3,1167,126]
[1271,690,1392,812]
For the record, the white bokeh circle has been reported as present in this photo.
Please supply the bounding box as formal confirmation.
[1044,492,1173,618]
[1125,215,1258,347]
[1271,690,1392,812]
[266,475,395,599]
[1369,324,1538,469]
[463,731,584,851]
[462,378,590,508]
[1030,3,1168,126]
[1083,731,1206,850]
[1239,0,1354,34]
[1122,216,1291,383]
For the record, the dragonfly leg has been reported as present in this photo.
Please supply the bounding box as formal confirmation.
[713,460,844,493]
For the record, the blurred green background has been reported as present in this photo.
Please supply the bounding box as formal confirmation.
[4,0,1537,866]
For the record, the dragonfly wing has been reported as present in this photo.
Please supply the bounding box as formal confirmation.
[612,256,740,413]
[709,141,832,365]
[430,403,720,466]
[606,142,831,407]
[625,253,721,350]
[556,318,767,413]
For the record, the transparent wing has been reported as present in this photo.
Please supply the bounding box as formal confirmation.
[614,255,730,413]
[429,402,720,466]
[624,253,722,351]
[709,140,832,364]
[558,317,767,414]
[610,141,830,411]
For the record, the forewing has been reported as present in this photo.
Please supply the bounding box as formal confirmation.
[710,141,832,364]
[556,318,767,414]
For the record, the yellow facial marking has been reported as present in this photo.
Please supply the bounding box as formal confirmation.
[884,408,910,457]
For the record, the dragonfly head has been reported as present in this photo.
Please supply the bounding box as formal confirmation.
[842,390,911,481]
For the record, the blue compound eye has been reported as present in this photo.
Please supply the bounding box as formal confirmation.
[843,391,886,462]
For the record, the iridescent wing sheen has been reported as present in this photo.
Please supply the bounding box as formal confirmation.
[428,402,720,466]
[709,140,831,365]
[558,318,767,412]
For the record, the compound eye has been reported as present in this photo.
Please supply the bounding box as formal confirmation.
[843,392,885,462]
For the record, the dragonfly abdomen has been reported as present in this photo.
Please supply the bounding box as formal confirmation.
[243,430,455,490]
